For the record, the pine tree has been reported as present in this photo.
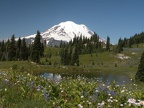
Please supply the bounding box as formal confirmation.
[0,40,5,61]
[40,43,44,57]
[60,48,65,64]
[8,35,16,60]
[68,46,73,65]
[0,42,2,60]
[106,36,110,51]
[129,37,133,48]
[117,38,123,53]
[135,51,144,82]
[16,37,21,60]
[72,44,79,66]
[20,38,29,60]
[31,31,43,63]
[1,40,5,53]
[4,39,10,60]
[64,47,69,65]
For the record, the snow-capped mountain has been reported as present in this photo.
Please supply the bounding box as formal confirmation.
[24,21,105,46]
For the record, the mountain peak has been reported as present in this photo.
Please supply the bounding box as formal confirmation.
[58,21,88,29]
[42,21,94,42]
[23,21,105,46]
[59,21,76,24]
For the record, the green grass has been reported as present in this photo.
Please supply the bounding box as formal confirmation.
[132,43,144,48]
[79,49,143,78]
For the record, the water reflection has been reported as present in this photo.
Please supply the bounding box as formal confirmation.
[41,73,61,82]
[95,73,132,85]
[41,72,131,85]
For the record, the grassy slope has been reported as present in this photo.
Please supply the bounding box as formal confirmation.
[80,49,143,78]
[0,46,144,79]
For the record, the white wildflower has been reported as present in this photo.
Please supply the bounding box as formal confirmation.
[108,99,113,103]
[101,101,105,105]
[95,90,99,92]
[135,102,141,106]
[121,90,125,93]
[127,98,136,104]
[140,101,144,105]
[108,93,111,96]
[120,104,123,107]
[81,96,84,98]
[78,104,83,108]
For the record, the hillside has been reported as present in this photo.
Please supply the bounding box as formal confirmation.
[0,46,143,79]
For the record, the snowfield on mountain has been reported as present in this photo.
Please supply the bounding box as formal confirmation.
[22,21,106,46]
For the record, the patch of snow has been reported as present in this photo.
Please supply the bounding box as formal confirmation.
[117,54,131,60]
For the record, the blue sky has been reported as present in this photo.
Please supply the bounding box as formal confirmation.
[0,0,144,44]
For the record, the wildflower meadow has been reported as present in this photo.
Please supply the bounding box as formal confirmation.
[0,71,144,108]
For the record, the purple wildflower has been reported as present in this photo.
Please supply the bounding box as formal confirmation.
[44,88,50,101]
[36,85,42,91]
[4,79,9,84]
[28,81,35,88]
[107,90,118,96]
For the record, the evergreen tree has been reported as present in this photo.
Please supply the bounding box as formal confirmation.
[40,43,44,57]
[1,40,5,53]
[0,40,5,61]
[106,36,110,51]
[64,47,69,65]
[0,42,2,60]
[129,37,133,48]
[123,38,128,47]
[68,46,73,65]
[20,38,29,60]
[135,51,144,82]
[4,39,10,60]
[8,35,16,60]
[60,46,73,65]
[16,37,21,60]
[117,38,123,53]
[98,41,102,51]
[31,31,43,63]
[72,44,79,66]
[87,42,93,54]
[60,48,65,64]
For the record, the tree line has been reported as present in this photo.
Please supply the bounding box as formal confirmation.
[60,33,111,66]
[117,32,144,49]
[60,33,111,54]
[0,31,44,63]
